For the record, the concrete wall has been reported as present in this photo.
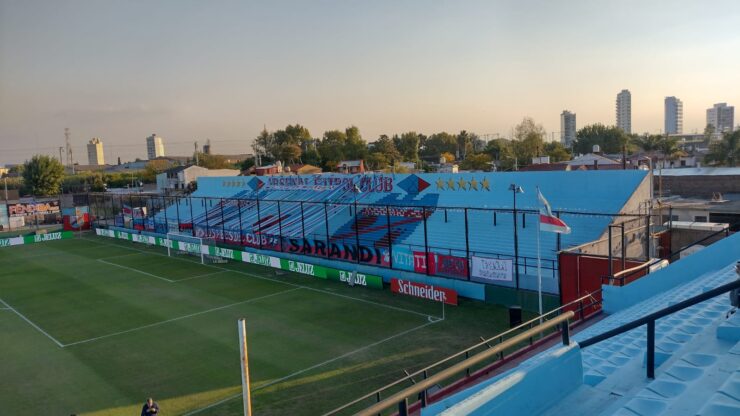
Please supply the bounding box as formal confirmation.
[671,228,728,252]
[603,232,740,313]
[422,344,583,416]
[659,175,740,198]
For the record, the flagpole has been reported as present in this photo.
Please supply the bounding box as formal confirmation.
[536,187,543,324]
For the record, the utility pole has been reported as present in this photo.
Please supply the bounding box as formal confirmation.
[65,128,75,174]
[58,147,64,164]
[194,141,199,166]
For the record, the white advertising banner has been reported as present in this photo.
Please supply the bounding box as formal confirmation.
[471,256,513,283]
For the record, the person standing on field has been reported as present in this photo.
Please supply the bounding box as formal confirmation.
[141,398,159,416]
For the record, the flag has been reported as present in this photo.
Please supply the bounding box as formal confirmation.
[122,204,133,216]
[537,188,571,234]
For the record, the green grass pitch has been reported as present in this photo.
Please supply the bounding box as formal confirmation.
[0,234,513,415]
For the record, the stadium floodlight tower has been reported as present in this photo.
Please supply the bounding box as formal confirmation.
[509,184,524,287]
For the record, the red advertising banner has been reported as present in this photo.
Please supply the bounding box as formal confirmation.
[391,278,458,305]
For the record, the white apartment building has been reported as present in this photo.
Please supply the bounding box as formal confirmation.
[146,134,165,159]
[616,89,632,134]
[706,103,734,133]
[87,138,105,165]
[664,96,683,134]
[560,110,576,148]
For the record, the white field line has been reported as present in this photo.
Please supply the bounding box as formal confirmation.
[63,287,302,347]
[83,236,434,320]
[96,252,142,261]
[183,318,442,416]
[96,258,175,283]
[174,270,229,282]
[0,298,65,348]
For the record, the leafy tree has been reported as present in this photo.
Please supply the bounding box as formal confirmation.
[366,152,389,170]
[277,144,302,164]
[369,135,401,163]
[573,124,629,154]
[543,141,571,162]
[705,130,740,166]
[22,155,65,196]
[460,153,493,171]
[90,173,107,192]
[318,130,347,169]
[512,117,546,167]
[422,132,457,158]
[457,130,479,159]
[240,157,255,171]
[344,126,367,160]
[196,153,234,169]
[395,132,420,162]
[631,134,663,153]
[440,152,455,163]
[253,127,275,159]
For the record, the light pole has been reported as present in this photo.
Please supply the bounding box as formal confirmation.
[509,184,524,288]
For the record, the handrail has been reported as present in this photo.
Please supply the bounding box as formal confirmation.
[604,223,734,286]
[580,279,740,378]
[323,290,601,415]
[351,312,574,416]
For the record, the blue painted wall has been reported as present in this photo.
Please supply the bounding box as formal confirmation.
[603,232,740,313]
[422,344,583,415]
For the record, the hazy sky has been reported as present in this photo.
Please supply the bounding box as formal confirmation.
[1,0,739,165]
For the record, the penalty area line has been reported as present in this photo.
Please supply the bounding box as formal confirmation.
[0,298,65,348]
[183,318,442,415]
[96,258,175,283]
[63,287,302,347]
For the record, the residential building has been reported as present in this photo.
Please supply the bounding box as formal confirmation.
[616,89,632,133]
[156,165,240,192]
[706,103,735,133]
[337,160,365,174]
[560,110,577,147]
[146,134,165,159]
[86,138,105,165]
[664,96,683,134]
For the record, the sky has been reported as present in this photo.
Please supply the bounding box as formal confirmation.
[1,0,739,165]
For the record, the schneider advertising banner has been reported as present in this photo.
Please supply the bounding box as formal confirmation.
[391,278,458,305]
[470,256,513,283]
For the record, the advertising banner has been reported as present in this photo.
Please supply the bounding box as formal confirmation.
[7,200,60,217]
[471,256,513,283]
[429,253,469,280]
[0,236,24,247]
[242,252,281,268]
[208,245,241,261]
[1,231,73,248]
[326,269,383,289]
[280,259,327,278]
[390,278,458,305]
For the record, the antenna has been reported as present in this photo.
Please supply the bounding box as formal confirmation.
[65,128,75,174]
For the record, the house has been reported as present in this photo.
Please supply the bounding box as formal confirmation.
[566,153,622,168]
[255,162,282,176]
[287,164,322,175]
[156,165,240,192]
[337,160,365,174]
[438,164,459,173]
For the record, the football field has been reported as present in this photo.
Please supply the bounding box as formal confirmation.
[0,234,513,415]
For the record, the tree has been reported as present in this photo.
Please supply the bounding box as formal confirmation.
[543,141,571,162]
[395,132,420,162]
[705,130,740,166]
[318,130,347,169]
[512,117,546,167]
[369,135,401,163]
[366,152,389,170]
[253,127,275,159]
[460,153,493,171]
[631,134,663,153]
[573,124,629,154]
[277,144,302,164]
[440,152,455,163]
[343,126,367,160]
[90,173,107,192]
[22,155,65,196]
[422,132,457,158]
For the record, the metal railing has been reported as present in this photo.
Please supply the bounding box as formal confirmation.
[323,290,602,416]
[352,312,574,416]
[602,223,734,286]
[580,279,740,379]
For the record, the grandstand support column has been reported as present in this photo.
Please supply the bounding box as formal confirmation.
[300,201,306,237]
[464,208,471,279]
[256,198,263,250]
[644,213,651,260]
[509,184,523,289]
[323,202,329,257]
[621,223,626,271]
[175,197,181,233]
[189,197,195,237]
[423,206,430,275]
[220,198,226,244]
[608,225,614,278]
[556,211,562,251]
[386,206,393,268]
[128,193,134,231]
[162,196,169,233]
[203,198,210,239]
[237,200,244,247]
[274,199,283,252]
[353,201,360,263]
